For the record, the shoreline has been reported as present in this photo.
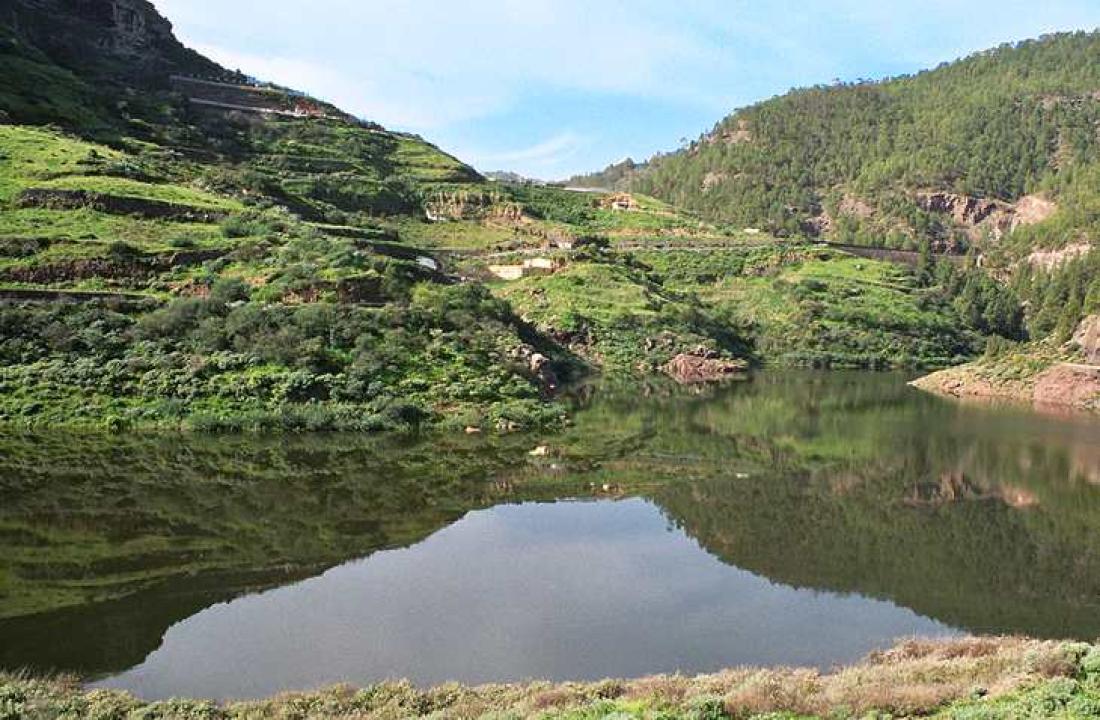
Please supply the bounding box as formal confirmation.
[4,637,1098,719]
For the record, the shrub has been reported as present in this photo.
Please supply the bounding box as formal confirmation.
[106,240,140,259]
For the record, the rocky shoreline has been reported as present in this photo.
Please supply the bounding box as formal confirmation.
[912,316,1100,414]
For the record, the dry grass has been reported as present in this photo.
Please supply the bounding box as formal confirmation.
[1,637,1093,719]
[720,636,1077,718]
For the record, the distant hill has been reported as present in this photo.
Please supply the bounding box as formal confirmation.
[586,32,1100,254]
[483,170,545,185]
[567,158,647,192]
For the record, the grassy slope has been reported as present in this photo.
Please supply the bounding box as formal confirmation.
[641,247,977,367]
[0,1,592,431]
[0,124,574,431]
[487,243,978,372]
[2,639,1099,719]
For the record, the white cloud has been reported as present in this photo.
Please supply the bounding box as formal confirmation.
[470,132,586,165]
[190,43,507,129]
[457,132,589,176]
[155,0,742,130]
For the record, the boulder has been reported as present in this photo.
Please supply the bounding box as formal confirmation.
[529,352,558,390]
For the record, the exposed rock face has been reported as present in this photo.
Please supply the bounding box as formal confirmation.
[709,118,752,145]
[1026,242,1093,271]
[663,349,746,384]
[802,191,1057,243]
[425,191,526,223]
[909,369,1027,403]
[1072,315,1100,364]
[5,0,223,82]
[912,362,1100,413]
[916,192,1058,242]
[1012,195,1058,229]
[17,188,226,222]
[916,192,1013,238]
[912,317,1100,413]
[1033,364,1100,411]
[597,193,639,212]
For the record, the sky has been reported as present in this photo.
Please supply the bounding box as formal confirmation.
[150,1,1100,180]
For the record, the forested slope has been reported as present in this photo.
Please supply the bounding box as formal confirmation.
[574,32,1100,405]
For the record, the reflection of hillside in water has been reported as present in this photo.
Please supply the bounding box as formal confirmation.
[0,431,537,675]
[1,371,1098,677]
[567,373,1100,639]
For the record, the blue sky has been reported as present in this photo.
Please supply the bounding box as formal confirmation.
[151,1,1100,180]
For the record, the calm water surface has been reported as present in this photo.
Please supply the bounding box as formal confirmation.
[1,372,1098,699]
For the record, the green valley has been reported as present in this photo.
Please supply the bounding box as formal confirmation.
[3,0,1037,430]
[4,2,1100,717]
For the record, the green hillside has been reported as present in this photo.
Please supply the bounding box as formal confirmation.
[578,32,1100,249]
[3,1,1096,429]
[0,0,776,430]
[0,0,572,431]
[573,31,1100,400]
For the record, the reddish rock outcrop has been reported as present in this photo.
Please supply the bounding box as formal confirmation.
[915,192,1058,242]
[1033,363,1100,411]
[912,316,1100,414]
[663,350,746,384]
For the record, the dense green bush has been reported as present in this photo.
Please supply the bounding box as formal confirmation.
[0,282,569,431]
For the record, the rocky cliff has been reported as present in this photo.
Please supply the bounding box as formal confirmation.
[3,0,223,83]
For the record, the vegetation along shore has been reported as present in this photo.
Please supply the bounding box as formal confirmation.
[3,638,1100,719]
